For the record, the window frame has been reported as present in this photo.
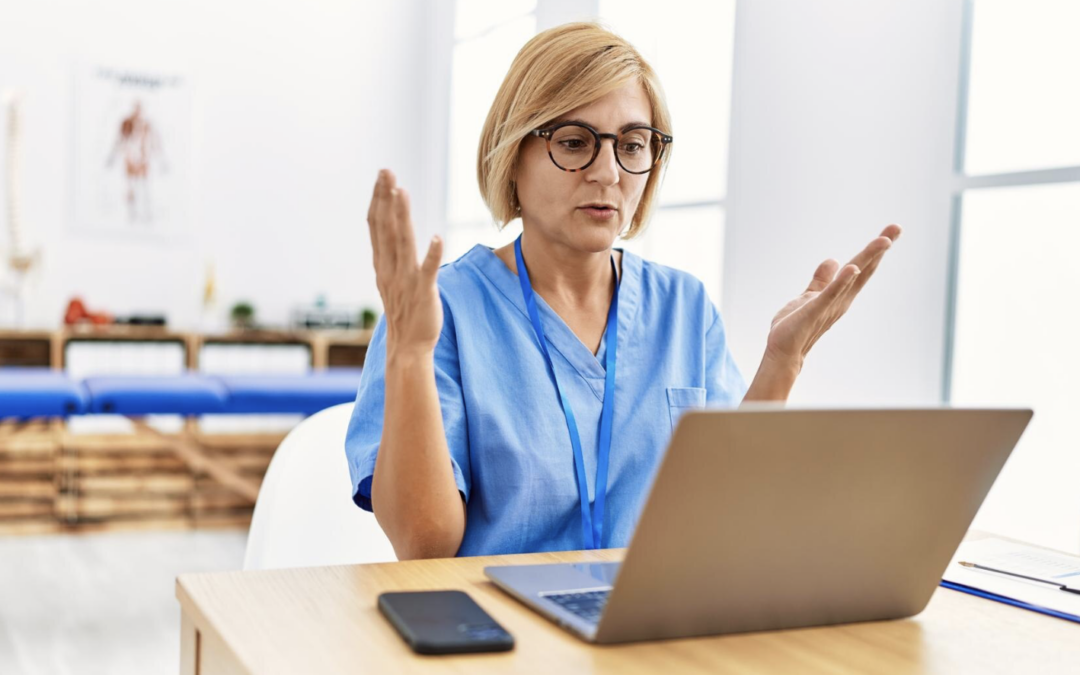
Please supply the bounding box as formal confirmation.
[942,0,1080,402]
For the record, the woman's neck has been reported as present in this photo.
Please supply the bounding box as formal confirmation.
[497,229,621,313]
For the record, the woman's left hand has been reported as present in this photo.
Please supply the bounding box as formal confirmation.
[743,224,902,402]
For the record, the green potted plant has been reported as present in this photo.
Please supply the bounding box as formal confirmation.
[230,301,256,330]
[360,307,379,330]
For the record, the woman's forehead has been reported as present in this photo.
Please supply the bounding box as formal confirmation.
[553,82,653,130]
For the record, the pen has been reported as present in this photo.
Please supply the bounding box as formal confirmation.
[959,561,1080,595]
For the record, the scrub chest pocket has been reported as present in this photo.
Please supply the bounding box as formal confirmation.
[666,386,706,432]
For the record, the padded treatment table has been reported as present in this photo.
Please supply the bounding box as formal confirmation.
[0,368,89,418]
[82,374,230,415]
[2,369,362,505]
[214,368,363,415]
[79,372,253,502]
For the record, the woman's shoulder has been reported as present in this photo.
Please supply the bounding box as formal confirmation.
[629,252,722,337]
[434,243,498,292]
[628,249,711,303]
[430,243,520,326]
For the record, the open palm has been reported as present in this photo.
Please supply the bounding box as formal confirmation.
[764,224,902,367]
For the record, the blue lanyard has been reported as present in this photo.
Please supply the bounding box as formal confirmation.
[514,234,619,550]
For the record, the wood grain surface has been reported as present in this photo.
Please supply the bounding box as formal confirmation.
[177,541,1080,674]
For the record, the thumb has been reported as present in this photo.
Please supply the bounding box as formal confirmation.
[420,235,443,279]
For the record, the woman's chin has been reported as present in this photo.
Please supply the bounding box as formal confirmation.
[570,212,622,246]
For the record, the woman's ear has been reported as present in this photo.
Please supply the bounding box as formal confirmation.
[509,161,519,209]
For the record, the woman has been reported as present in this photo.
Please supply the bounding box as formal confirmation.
[346,22,900,560]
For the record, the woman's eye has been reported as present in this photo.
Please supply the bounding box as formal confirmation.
[621,142,644,154]
[559,139,588,150]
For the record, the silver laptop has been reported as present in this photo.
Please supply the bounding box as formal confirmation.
[485,407,1032,644]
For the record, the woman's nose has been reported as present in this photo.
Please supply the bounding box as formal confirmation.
[584,139,620,186]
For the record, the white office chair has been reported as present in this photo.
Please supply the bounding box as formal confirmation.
[243,402,397,570]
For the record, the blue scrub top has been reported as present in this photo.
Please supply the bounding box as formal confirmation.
[345,243,747,556]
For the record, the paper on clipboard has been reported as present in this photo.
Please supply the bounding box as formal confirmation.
[942,538,1080,619]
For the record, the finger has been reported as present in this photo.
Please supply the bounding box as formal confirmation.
[807,263,860,312]
[846,244,890,296]
[839,223,898,273]
[367,170,386,267]
[880,223,902,242]
[806,259,840,293]
[844,225,901,297]
[374,170,399,275]
[844,235,892,273]
[803,258,873,353]
[827,263,868,324]
[420,234,443,281]
[366,169,383,227]
[392,186,418,271]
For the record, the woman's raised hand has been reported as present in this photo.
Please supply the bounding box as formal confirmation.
[367,169,444,357]
[744,224,902,402]
[766,224,902,369]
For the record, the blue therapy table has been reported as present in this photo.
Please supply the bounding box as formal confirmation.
[0,367,363,504]
[0,368,361,419]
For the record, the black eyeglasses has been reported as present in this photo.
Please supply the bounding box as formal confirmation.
[530,122,673,174]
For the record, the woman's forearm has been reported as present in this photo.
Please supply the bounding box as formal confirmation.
[741,352,802,404]
[370,347,466,560]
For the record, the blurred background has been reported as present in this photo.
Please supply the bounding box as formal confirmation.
[0,0,1078,672]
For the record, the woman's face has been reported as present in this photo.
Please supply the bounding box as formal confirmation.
[514,80,653,254]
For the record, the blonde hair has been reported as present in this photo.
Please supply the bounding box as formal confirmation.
[477,21,672,240]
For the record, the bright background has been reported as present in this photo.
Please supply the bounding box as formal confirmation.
[0,0,1075,550]
[0,0,1076,582]
[3,2,1079,672]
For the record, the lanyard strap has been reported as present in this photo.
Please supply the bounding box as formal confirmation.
[514,234,619,549]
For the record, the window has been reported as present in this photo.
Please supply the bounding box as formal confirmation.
[963,1,1080,174]
[947,0,1080,552]
[444,0,537,264]
[599,0,737,307]
[443,0,738,308]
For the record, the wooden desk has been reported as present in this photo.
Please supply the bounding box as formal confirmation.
[177,542,1080,674]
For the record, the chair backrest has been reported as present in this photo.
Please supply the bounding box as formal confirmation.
[243,402,396,570]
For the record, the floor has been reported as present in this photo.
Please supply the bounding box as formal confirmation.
[0,529,247,675]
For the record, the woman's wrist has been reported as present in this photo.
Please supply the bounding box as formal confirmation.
[386,343,435,370]
[743,351,803,403]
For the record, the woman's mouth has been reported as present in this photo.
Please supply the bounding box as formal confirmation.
[580,206,617,220]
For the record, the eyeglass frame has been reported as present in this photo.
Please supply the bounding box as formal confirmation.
[529,121,674,174]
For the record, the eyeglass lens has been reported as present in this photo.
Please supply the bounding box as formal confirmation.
[548,124,661,173]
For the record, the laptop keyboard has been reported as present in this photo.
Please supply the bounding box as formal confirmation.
[543,589,610,625]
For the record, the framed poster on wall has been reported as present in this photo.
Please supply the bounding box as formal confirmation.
[73,65,190,237]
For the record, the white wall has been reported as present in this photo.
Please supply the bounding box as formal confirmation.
[0,0,435,331]
[724,0,964,405]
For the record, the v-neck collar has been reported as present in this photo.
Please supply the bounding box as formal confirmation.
[465,243,642,402]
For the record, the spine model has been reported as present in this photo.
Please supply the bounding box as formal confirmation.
[3,91,38,326]
[4,91,24,264]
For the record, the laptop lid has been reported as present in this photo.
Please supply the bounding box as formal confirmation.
[593,408,1031,643]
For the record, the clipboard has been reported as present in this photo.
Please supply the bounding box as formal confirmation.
[940,580,1080,624]
[941,538,1080,625]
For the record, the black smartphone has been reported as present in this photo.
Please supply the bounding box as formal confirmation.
[378,590,514,655]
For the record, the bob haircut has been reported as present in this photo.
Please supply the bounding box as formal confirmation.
[477,21,672,240]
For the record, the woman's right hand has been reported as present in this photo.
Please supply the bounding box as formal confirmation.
[367,169,445,358]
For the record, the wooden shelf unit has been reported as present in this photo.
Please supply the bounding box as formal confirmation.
[0,326,373,536]
[0,326,374,371]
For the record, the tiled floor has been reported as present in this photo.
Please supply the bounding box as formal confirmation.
[0,530,247,675]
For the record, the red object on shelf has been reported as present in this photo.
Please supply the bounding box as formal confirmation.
[64,297,113,325]
[64,298,87,324]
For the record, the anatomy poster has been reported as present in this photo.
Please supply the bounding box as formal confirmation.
[74,65,190,235]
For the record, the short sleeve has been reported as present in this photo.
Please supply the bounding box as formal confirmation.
[704,302,748,407]
[343,308,471,512]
